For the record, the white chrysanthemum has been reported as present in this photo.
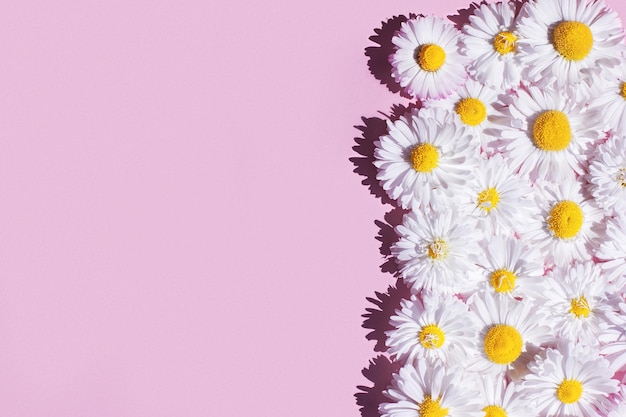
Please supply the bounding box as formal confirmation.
[587,134,626,215]
[521,343,619,417]
[474,234,546,300]
[589,60,626,132]
[467,290,551,377]
[390,15,468,100]
[386,292,479,365]
[475,374,530,417]
[536,262,623,346]
[522,179,604,267]
[380,360,481,417]
[374,106,480,212]
[460,154,536,236]
[597,216,626,286]
[423,79,498,148]
[461,1,522,90]
[492,86,600,181]
[516,0,625,88]
[392,208,481,295]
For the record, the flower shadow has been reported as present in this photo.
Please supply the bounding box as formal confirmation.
[355,355,401,417]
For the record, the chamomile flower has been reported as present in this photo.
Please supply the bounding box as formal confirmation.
[522,179,604,267]
[468,290,551,377]
[589,60,626,133]
[587,134,626,215]
[475,374,530,417]
[390,15,468,100]
[380,360,481,417]
[386,292,479,365]
[494,85,600,182]
[521,343,619,417]
[596,216,626,285]
[516,0,625,88]
[461,154,535,236]
[536,262,623,346]
[392,208,481,295]
[474,234,546,300]
[374,107,479,212]
[461,1,522,90]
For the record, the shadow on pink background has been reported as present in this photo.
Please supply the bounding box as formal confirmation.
[0,0,625,416]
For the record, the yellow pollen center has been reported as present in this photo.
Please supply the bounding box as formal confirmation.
[410,143,439,173]
[427,239,449,260]
[490,269,517,293]
[483,324,523,365]
[556,379,583,404]
[418,395,448,417]
[617,168,626,187]
[552,21,593,61]
[483,405,508,417]
[620,82,626,100]
[570,296,591,318]
[547,200,584,239]
[532,110,572,151]
[477,187,500,213]
[455,98,487,126]
[493,31,517,55]
[416,44,446,72]
[419,324,446,349]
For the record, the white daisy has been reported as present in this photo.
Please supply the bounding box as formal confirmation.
[522,179,604,267]
[380,360,481,417]
[390,15,468,100]
[475,374,530,417]
[516,0,625,88]
[521,342,619,417]
[386,292,479,365]
[597,216,626,287]
[461,1,522,90]
[474,234,546,300]
[535,262,623,346]
[588,60,626,133]
[392,208,481,295]
[493,85,600,182]
[467,290,551,377]
[461,154,536,236]
[374,106,479,212]
[587,134,626,215]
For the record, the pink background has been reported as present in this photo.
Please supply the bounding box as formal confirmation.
[0,0,624,415]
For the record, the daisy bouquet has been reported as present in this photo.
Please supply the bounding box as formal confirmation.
[357,0,626,416]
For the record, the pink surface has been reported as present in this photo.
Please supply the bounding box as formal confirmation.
[0,0,625,416]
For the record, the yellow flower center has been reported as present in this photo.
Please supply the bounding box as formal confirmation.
[416,44,446,72]
[556,379,583,404]
[493,31,517,55]
[490,269,516,293]
[620,82,626,100]
[483,405,508,417]
[427,239,449,260]
[455,97,487,126]
[483,324,523,365]
[477,187,500,213]
[410,143,439,173]
[532,110,572,151]
[418,395,449,417]
[617,168,626,187]
[419,324,446,349]
[570,296,591,318]
[552,21,593,61]
[547,200,584,239]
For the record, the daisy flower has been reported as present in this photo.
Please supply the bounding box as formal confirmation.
[386,292,479,365]
[467,290,551,377]
[461,1,522,90]
[522,179,604,267]
[587,133,626,215]
[475,374,530,417]
[374,106,479,212]
[493,85,600,182]
[380,360,481,417]
[535,262,623,346]
[521,342,619,417]
[389,15,468,100]
[589,60,626,133]
[474,234,546,300]
[597,216,626,286]
[516,0,625,88]
[392,208,481,295]
[461,154,536,236]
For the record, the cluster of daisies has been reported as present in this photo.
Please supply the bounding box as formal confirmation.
[365,0,626,416]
